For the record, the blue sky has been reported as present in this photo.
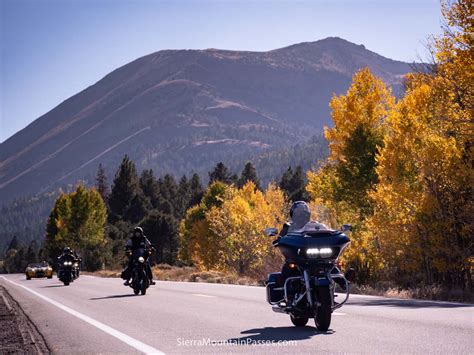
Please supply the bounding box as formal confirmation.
[1,0,443,142]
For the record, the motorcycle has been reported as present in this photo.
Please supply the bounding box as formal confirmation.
[58,255,77,286]
[127,247,151,295]
[265,222,355,331]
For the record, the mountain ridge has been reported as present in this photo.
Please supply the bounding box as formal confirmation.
[0,37,414,204]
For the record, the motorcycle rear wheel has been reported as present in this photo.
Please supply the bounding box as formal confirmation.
[290,314,308,327]
[314,286,332,331]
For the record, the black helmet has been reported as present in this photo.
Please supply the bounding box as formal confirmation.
[63,247,72,254]
[290,201,309,218]
[133,226,144,238]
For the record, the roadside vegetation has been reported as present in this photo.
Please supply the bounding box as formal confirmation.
[1,0,471,302]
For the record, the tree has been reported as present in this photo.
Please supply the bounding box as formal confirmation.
[26,240,38,264]
[238,162,260,189]
[140,169,160,208]
[179,181,228,268]
[208,162,235,185]
[44,185,108,271]
[95,164,110,203]
[179,181,286,277]
[308,67,395,216]
[279,166,308,202]
[6,235,19,252]
[188,173,204,207]
[176,175,190,218]
[140,211,178,264]
[108,155,140,223]
[306,68,395,282]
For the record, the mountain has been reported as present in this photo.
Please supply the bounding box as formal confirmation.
[0,37,413,204]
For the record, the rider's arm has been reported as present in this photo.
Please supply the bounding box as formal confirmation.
[279,222,290,237]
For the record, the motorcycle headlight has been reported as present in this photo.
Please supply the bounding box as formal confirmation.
[306,248,320,256]
[306,247,333,258]
[319,247,333,258]
[138,257,145,263]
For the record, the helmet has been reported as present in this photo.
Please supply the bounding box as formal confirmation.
[290,201,309,218]
[63,247,72,254]
[133,226,144,239]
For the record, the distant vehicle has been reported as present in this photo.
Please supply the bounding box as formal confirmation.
[25,262,53,280]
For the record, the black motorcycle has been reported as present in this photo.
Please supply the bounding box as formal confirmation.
[128,248,150,295]
[265,222,354,331]
[58,255,77,286]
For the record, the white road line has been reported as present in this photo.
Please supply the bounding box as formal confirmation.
[1,276,164,355]
[333,312,346,316]
[191,293,216,298]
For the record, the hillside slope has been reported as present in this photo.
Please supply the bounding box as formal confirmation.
[0,37,412,204]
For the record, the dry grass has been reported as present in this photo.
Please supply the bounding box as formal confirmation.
[152,264,261,286]
[350,283,474,303]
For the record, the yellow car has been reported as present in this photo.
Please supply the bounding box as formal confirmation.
[25,262,53,280]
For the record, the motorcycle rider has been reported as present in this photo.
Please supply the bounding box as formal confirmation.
[57,247,80,279]
[279,201,312,236]
[122,226,156,286]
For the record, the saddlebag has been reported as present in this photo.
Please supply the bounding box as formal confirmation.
[266,272,284,304]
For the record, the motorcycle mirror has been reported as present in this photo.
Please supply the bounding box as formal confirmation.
[264,227,278,236]
[341,224,352,232]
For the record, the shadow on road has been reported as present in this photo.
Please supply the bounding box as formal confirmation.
[225,326,333,344]
[348,298,472,309]
[90,294,137,300]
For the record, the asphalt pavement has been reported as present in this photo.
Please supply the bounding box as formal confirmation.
[1,274,473,354]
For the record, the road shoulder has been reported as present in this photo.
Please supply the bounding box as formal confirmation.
[0,285,50,354]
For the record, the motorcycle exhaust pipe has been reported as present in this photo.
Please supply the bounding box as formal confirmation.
[271,305,287,314]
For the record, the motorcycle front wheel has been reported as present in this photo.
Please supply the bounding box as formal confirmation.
[314,286,332,331]
[140,270,148,295]
[290,314,308,327]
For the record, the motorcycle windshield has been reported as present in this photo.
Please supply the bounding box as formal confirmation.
[279,232,350,249]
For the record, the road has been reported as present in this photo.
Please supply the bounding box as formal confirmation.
[1,274,473,354]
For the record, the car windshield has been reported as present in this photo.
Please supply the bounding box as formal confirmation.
[27,263,42,268]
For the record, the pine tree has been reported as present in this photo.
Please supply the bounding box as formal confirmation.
[96,164,110,203]
[208,162,234,185]
[189,173,204,208]
[140,211,178,264]
[279,166,308,202]
[7,235,18,251]
[108,155,140,223]
[26,240,38,264]
[176,175,190,218]
[140,169,160,208]
[238,162,260,189]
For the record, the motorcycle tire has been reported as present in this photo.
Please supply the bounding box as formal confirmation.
[290,314,308,327]
[63,281,70,286]
[314,285,332,331]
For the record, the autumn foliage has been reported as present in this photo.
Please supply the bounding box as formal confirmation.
[308,0,472,290]
[179,181,286,278]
